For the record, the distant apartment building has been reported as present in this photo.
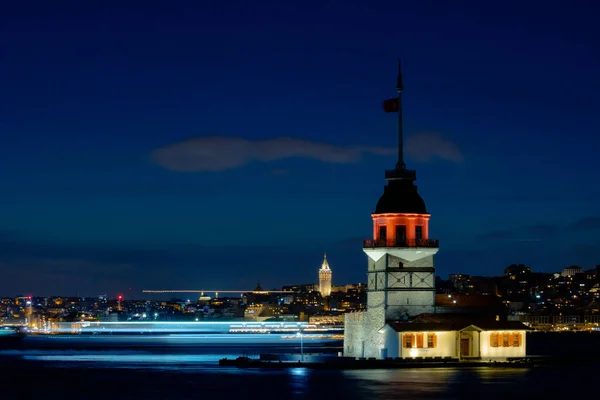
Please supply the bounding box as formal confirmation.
[504,264,532,279]
[562,266,584,277]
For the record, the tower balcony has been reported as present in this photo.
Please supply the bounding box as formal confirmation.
[363,238,439,249]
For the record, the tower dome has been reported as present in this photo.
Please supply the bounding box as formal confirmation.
[375,176,427,214]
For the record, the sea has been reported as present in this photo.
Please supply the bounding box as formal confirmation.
[0,332,598,399]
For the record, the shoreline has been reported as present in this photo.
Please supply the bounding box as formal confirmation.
[219,354,600,370]
[219,358,529,370]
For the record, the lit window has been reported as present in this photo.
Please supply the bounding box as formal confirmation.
[403,333,414,348]
[512,333,521,347]
[502,333,509,347]
[490,332,499,347]
[427,333,436,348]
[416,333,424,348]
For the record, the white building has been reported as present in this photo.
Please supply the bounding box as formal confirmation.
[319,253,332,297]
[381,314,528,360]
[343,62,529,360]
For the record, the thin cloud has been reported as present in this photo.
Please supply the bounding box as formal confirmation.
[476,230,545,242]
[477,224,557,242]
[152,134,462,172]
[569,216,600,231]
[476,230,516,241]
[405,132,464,163]
[152,136,393,172]
[478,194,600,202]
[476,217,600,242]
[0,236,339,295]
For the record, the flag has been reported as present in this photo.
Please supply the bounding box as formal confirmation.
[382,98,399,113]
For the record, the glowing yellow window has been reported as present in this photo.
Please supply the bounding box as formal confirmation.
[490,332,499,347]
[427,333,436,348]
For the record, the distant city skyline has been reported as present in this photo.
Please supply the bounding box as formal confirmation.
[2,1,600,296]
[3,260,597,299]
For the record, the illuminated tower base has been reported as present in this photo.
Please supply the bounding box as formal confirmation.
[364,211,438,320]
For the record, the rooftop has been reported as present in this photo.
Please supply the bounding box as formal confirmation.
[387,314,530,332]
[375,174,427,214]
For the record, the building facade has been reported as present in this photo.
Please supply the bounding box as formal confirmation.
[382,318,528,360]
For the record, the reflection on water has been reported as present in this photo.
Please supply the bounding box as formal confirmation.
[289,368,309,396]
[343,368,531,399]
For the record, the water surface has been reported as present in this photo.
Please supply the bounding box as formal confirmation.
[0,334,596,399]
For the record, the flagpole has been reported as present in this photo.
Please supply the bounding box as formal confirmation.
[396,59,405,170]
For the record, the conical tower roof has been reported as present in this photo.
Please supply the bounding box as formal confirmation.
[320,253,331,270]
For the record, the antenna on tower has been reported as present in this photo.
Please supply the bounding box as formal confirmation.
[382,60,415,181]
[396,59,405,171]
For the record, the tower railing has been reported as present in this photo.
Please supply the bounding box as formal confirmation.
[363,238,439,249]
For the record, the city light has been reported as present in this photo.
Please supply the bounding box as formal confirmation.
[26,320,339,335]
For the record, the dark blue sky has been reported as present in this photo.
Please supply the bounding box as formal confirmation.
[2,1,600,297]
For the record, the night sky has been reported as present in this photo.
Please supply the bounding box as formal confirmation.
[2,1,600,297]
